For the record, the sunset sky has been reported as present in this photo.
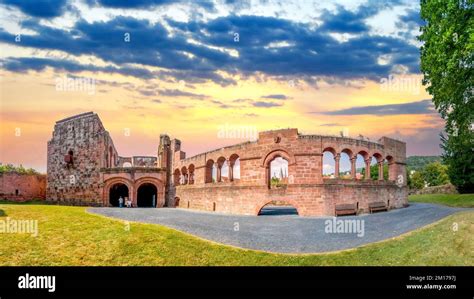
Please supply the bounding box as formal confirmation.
[0,0,445,173]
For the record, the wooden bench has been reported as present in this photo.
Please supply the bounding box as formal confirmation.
[369,201,389,213]
[335,203,358,216]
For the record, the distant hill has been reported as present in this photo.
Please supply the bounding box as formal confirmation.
[406,156,442,171]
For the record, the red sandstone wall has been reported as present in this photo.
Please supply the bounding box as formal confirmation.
[0,173,46,201]
[173,128,408,216]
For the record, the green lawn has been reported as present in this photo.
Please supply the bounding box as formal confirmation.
[0,201,472,266]
[409,193,474,208]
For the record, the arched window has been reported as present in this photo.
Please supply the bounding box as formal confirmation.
[65,150,74,167]
[205,159,214,183]
[212,163,218,182]
[229,154,240,181]
[188,164,195,184]
[372,153,385,180]
[123,162,132,167]
[322,147,336,178]
[174,168,181,185]
[181,166,188,184]
[269,156,288,189]
[217,157,228,182]
[339,149,353,179]
[356,151,369,180]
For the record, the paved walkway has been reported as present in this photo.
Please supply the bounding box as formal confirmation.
[88,203,470,253]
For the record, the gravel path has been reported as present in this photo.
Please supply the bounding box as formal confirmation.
[88,203,470,253]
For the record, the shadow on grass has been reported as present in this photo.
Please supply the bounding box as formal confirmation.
[0,209,6,217]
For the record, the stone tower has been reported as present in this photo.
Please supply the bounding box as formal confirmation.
[46,112,118,205]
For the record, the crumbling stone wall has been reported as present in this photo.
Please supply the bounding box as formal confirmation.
[0,172,46,201]
[46,112,118,206]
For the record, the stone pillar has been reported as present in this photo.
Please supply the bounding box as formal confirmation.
[334,154,340,178]
[365,158,371,180]
[378,161,384,180]
[350,157,356,179]
[229,162,234,181]
[217,164,221,182]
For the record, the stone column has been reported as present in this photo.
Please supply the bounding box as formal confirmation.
[229,162,234,181]
[350,157,356,179]
[216,163,221,182]
[365,158,371,180]
[334,154,340,178]
[378,160,384,180]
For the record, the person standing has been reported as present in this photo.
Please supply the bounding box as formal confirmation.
[118,196,124,208]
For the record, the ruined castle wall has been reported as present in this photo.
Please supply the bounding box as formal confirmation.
[46,112,117,206]
[0,173,46,201]
[173,129,408,216]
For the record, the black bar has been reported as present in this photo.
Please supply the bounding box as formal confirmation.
[0,267,472,298]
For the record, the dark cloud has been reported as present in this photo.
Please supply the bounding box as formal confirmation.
[319,1,401,33]
[86,0,215,11]
[399,9,425,27]
[252,101,283,108]
[0,3,420,83]
[1,0,68,18]
[0,57,155,78]
[138,89,157,97]
[261,94,290,100]
[320,99,436,116]
[158,88,209,100]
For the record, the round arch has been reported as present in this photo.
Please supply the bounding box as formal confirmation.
[322,147,337,156]
[340,148,354,158]
[136,183,158,207]
[103,177,134,207]
[372,152,384,162]
[134,178,164,208]
[261,149,296,167]
[255,198,300,216]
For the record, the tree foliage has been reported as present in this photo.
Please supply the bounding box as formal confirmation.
[0,164,39,175]
[419,0,474,193]
[408,161,450,189]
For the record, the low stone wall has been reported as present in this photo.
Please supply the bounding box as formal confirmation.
[175,180,408,216]
[0,172,47,201]
[412,184,458,195]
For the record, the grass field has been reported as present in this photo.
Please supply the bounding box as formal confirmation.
[0,195,472,266]
[409,193,474,208]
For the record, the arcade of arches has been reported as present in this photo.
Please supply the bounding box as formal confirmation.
[104,178,164,208]
[172,129,408,217]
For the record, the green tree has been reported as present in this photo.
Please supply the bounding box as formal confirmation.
[422,162,450,187]
[419,0,474,193]
[410,171,425,189]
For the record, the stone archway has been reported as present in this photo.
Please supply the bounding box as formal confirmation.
[109,183,129,207]
[133,177,164,208]
[136,183,158,207]
[103,178,134,207]
[255,198,301,216]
